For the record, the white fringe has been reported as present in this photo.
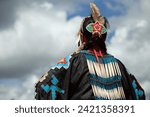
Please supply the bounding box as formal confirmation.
[86,59,126,99]
[92,85,126,100]
[87,60,122,78]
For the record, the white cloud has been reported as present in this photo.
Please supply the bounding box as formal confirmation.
[0,2,82,99]
[108,0,150,99]
[0,2,82,78]
[0,76,38,100]
[47,0,91,13]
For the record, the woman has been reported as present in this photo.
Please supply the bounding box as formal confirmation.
[35,3,145,100]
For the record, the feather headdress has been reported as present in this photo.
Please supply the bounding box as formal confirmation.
[90,2,104,24]
[90,3,100,21]
[77,2,110,49]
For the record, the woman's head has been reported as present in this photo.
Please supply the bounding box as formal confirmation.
[77,3,109,52]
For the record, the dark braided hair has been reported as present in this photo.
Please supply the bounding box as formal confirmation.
[81,16,108,53]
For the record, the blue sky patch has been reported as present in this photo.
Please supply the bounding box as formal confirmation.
[67,0,127,20]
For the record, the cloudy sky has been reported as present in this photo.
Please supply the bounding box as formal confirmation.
[0,0,150,100]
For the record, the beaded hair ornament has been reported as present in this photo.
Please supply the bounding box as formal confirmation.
[87,3,108,35]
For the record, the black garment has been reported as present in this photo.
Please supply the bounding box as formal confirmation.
[35,51,145,100]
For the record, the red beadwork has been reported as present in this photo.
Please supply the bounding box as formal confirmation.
[92,22,103,33]
[57,58,67,64]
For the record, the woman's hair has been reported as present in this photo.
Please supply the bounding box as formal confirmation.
[77,3,110,53]
[83,33,107,53]
[79,16,108,53]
